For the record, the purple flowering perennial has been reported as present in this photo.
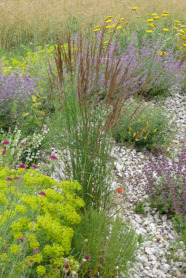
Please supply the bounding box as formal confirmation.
[0,65,39,118]
[143,140,186,219]
[119,34,186,96]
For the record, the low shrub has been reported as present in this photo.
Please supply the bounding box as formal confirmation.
[72,209,137,278]
[112,100,171,150]
[144,141,186,222]
[0,167,84,277]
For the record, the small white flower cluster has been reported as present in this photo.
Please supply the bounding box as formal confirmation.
[0,127,45,167]
[24,133,44,164]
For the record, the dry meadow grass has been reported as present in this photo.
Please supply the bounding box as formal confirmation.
[0,0,185,48]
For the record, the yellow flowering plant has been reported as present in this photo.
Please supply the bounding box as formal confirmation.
[112,101,172,150]
[0,167,84,277]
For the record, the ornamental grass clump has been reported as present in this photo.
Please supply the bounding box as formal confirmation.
[46,27,146,209]
[0,167,84,277]
[112,100,171,150]
[72,209,137,277]
[144,141,186,222]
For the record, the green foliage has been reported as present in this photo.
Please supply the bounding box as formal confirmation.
[137,233,145,245]
[180,223,186,250]
[0,167,84,277]
[72,209,137,278]
[169,230,186,262]
[72,209,108,275]
[172,214,185,233]
[134,202,145,214]
[112,100,172,150]
[101,217,137,277]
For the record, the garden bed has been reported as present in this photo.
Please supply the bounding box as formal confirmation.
[0,4,186,277]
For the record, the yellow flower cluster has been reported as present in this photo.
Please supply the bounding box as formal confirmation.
[0,167,84,277]
[128,113,158,144]
[90,11,185,51]
[158,51,168,55]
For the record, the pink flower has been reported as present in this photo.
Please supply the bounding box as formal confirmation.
[2,150,6,156]
[17,238,24,242]
[64,264,70,269]
[6,177,12,181]
[14,177,20,180]
[30,165,38,168]
[29,260,34,263]
[38,191,46,196]
[33,249,39,254]
[20,142,26,146]
[49,155,58,160]
[2,141,10,145]
[18,164,26,169]
[52,265,56,269]
[85,256,89,260]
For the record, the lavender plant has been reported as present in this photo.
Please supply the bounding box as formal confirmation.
[0,66,39,131]
[144,141,186,221]
[119,34,186,97]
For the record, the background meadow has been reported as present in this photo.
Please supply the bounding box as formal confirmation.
[0,0,185,49]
